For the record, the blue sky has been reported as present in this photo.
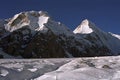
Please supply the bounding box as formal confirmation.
[0,0,120,34]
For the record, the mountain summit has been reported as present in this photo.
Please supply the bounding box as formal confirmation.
[5,11,49,32]
[74,19,93,34]
[5,11,73,36]
[74,19,120,55]
[73,19,104,34]
[0,11,120,58]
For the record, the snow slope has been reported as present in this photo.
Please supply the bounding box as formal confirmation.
[110,32,120,40]
[74,19,120,55]
[0,56,120,80]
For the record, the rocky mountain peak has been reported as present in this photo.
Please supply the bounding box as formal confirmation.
[81,19,89,25]
[4,11,73,36]
[73,19,103,34]
[73,19,93,34]
[4,11,50,32]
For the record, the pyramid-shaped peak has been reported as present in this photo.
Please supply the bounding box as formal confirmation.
[73,19,93,34]
[73,19,102,34]
[81,19,89,24]
[81,19,95,26]
[39,11,49,16]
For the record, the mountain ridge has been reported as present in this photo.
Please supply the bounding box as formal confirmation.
[0,11,120,58]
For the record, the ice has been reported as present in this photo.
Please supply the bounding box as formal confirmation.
[0,69,9,76]
[17,68,23,72]
[113,71,120,79]
[0,56,119,80]
[28,68,37,72]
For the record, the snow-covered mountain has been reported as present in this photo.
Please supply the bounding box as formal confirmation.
[0,11,75,58]
[0,11,120,58]
[74,19,120,55]
[5,11,73,36]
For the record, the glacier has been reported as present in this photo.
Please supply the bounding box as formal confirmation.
[0,56,120,80]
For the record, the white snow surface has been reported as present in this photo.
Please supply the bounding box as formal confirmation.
[109,32,120,40]
[36,16,49,32]
[28,68,38,72]
[0,69,9,77]
[73,19,93,34]
[1,56,120,80]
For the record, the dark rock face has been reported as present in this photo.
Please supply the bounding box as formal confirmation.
[23,31,66,58]
[0,20,8,37]
[0,54,3,58]
[0,26,31,56]
[0,27,67,58]
[76,33,112,57]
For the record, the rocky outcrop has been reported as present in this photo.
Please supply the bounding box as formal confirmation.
[23,31,66,58]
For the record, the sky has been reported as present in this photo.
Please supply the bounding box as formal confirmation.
[0,0,120,34]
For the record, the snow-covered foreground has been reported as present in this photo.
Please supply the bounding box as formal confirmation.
[0,56,120,80]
